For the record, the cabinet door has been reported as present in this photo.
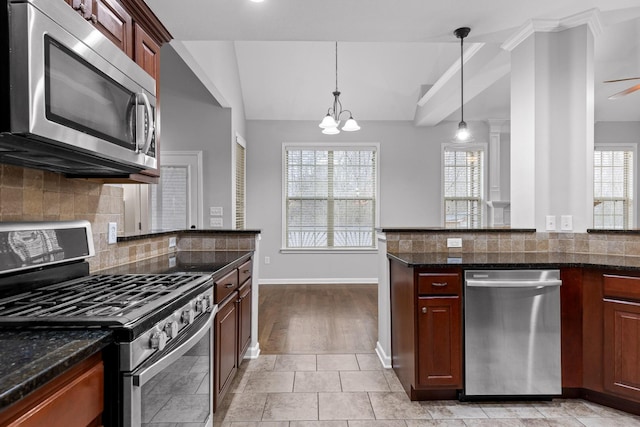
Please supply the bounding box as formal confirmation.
[214,295,238,411]
[417,296,462,388]
[69,0,94,20]
[237,280,252,364]
[604,299,640,400]
[92,0,132,57]
[134,23,160,79]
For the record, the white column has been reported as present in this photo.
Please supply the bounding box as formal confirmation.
[487,119,510,226]
[504,10,600,232]
[375,231,391,368]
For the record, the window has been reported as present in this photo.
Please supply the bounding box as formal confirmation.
[283,144,378,249]
[235,136,246,229]
[443,144,485,228]
[151,166,189,230]
[594,148,634,229]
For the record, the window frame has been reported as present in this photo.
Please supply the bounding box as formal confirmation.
[441,142,487,229]
[281,142,380,253]
[593,144,637,229]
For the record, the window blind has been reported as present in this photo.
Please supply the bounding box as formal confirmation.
[284,146,377,248]
[443,147,484,228]
[594,149,633,229]
[235,142,246,230]
[151,165,188,230]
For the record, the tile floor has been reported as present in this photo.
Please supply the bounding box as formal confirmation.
[212,353,640,427]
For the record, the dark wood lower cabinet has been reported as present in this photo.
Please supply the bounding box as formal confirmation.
[417,296,461,387]
[604,299,640,400]
[390,259,462,400]
[0,353,104,427]
[213,294,238,411]
[237,279,252,364]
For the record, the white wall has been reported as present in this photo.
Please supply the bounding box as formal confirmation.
[160,45,234,228]
[245,119,491,282]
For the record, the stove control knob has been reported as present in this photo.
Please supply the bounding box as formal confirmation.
[164,321,179,338]
[150,331,167,350]
[182,309,195,325]
[195,299,205,313]
[204,295,212,310]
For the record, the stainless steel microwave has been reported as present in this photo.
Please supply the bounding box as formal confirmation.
[0,0,157,176]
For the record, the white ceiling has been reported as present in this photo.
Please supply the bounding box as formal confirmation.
[145,0,640,124]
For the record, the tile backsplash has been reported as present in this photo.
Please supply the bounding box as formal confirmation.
[384,230,640,257]
[0,165,256,272]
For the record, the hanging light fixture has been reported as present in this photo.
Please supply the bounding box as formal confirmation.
[319,42,360,134]
[454,27,472,142]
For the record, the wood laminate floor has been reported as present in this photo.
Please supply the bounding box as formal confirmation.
[258,284,378,354]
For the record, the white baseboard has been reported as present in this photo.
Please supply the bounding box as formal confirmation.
[375,341,392,369]
[259,278,378,285]
[244,342,261,359]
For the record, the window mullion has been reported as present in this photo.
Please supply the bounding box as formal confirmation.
[327,150,334,247]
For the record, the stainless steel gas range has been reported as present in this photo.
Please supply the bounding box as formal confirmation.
[0,221,217,427]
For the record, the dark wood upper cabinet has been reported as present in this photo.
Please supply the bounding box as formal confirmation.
[61,0,171,183]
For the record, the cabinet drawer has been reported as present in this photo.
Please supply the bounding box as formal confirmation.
[238,259,252,285]
[418,273,461,295]
[604,274,640,301]
[214,269,239,304]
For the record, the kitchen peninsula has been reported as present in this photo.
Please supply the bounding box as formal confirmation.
[379,227,640,416]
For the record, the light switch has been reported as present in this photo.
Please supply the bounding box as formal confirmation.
[561,215,573,231]
[209,217,223,228]
[209,206,223,216]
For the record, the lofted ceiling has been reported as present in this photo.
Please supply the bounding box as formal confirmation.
[145,0,640,124]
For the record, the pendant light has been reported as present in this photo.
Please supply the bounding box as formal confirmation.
[318,42,360,135]
[454,27,472,142]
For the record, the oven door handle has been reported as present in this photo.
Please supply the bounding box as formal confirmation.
[131,307,217,387]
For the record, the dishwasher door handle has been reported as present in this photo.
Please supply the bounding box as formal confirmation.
[466,279,562,288]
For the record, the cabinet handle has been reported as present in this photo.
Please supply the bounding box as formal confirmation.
[224,284,234,288]
[421,307,427,314]
[242,269,250,274]
[432,282,448,287]
[90,14,97,23]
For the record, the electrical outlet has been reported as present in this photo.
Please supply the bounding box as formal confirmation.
[264,256,271,264]
[546,215,557,231]
[168,236,177,248]
[209,217,223,228]
[447,238,462,248]
[209,206,223,216]
[108,222,117,244]
[561,215,573,231]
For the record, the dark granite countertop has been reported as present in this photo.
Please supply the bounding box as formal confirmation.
[388,252,640,271]
[117,229,261,242]
[0,329,112,410]
[97,250,253,278]
[378,227,536,233]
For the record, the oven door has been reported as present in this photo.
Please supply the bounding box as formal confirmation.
[122,309,214,427]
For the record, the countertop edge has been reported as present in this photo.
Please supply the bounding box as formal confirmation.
[387,252,640,271]
[0,330,113,410]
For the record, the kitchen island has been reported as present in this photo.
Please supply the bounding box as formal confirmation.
[383,232,640,416]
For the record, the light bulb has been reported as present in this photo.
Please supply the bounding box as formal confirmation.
[455,121,471,142]
[319,114,338,129]
[322,126,340,135]
[342,117,360,132]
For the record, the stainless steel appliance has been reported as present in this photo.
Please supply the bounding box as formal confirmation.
[0,221,215,427]
[0,0,157,176]
[464,269,562,398]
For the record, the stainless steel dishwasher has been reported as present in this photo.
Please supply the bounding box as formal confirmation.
[464,269,562,398]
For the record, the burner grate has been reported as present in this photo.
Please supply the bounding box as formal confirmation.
[0,273,209,321]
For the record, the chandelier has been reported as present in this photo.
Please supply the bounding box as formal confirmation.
[318,42,360,134]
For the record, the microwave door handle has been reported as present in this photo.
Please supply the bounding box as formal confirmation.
[138,92,155,155]
[132,308,215,387]
[126,94,138,151]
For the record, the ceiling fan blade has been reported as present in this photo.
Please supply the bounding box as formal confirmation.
[604,77,640,83]
[608,83,640,100]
